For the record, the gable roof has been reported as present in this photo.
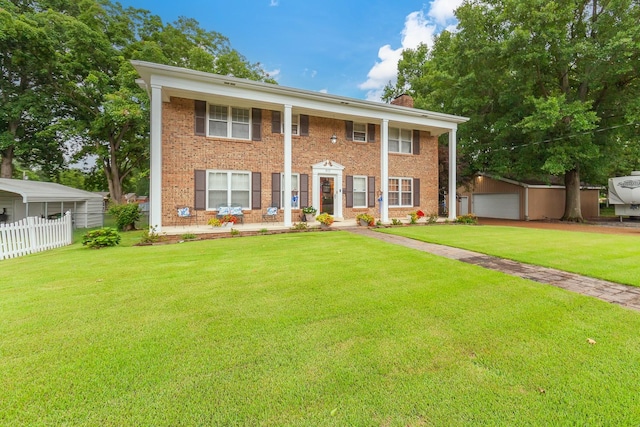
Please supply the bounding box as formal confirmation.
[0,178,103,203]
[131,60,469,136]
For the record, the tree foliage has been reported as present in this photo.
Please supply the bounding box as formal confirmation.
[1,0,275,202]
[385,0,640,221]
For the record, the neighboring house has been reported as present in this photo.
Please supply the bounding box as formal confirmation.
[132,61,468,231]
[0,178,104,228]
[457,173,601,220]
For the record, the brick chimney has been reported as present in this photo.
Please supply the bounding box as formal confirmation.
[390,94,414,108]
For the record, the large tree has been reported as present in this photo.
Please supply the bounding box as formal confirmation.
[1,0,275,202]
[386,0,640,221]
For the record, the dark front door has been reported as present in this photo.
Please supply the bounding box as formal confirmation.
[320,177,334,215]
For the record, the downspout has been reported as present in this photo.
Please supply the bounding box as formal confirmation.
[524,186,529,221]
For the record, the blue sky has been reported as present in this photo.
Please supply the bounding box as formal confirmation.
[119,0,462,101]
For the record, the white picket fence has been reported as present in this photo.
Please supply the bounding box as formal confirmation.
[0,213,73,260]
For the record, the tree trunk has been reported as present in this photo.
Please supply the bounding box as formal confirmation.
[561,168,583,222]
[0,146,13,178]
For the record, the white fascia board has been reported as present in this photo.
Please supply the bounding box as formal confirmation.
[134,60,468,134]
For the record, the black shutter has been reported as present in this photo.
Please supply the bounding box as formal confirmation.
[413,178,421,207]
[271,173,281,208]
[271,110,281,134]
[195,100,206,136]
[367,124,376,142]
[346,176,353,208]
[252,172,261,209]
[345,121,353,141]
[300,174,309,208]
[300,114,309,136]
[252,108,262,141]
[368,176,376,207]
[194,170,206,210]
[413,130,420,155]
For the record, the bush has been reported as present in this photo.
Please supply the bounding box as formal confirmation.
[108,203,141,231]
[454,213,478,224]
[82,228,121,249]
[139,225,165,244]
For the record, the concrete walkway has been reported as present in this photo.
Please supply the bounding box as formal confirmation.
[347,227,640,312]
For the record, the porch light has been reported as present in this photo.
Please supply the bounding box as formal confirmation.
[330,133,337,144]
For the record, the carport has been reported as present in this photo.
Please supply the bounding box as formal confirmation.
[0,178,104,228]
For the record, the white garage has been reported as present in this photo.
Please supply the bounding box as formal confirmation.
[472,193,520,220]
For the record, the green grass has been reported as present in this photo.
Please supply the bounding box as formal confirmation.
[1,231,640,425]
[380,225,640,287]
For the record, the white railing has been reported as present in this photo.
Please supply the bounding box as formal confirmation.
[0,212,73,260]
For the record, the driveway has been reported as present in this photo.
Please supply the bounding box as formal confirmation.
[478,217,640,236]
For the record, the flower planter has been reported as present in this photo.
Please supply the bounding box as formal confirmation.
[320,223,331,230]
[304,214,316,222]
[359,219,370,227]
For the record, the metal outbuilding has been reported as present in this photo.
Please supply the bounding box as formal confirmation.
[0,178,104,228]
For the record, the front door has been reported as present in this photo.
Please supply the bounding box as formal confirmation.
[320,177,334,214]
[312,160,344,220]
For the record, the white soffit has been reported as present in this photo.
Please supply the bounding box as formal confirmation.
[132,60,469,136]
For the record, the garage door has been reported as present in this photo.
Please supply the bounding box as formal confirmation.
[473,194,520,219]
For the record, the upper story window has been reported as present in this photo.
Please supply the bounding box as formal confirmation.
[209,104,250,140]
[388,177,413,207]
[389,127,412,154]
[291,114,300,136]
[353,123,367,142]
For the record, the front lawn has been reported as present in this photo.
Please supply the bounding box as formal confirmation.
[380,224,640,287]
[1,231,639,425]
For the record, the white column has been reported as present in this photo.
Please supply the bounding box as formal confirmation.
[283,105,293,226]
[380,119,389,223]
[448,128,457,220]
[150,84,163,231]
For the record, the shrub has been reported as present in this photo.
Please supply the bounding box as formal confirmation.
[316,212,334,226]
[82,228,121,249]
[291,222,309,230]
[181,233,197,240]
[454,213,478,224]
[391,218,403,226]
[426,213,438,224]
[139,225,165,244]
[108,203,141,231]
[356,213,375,226]
[207,217,222,227]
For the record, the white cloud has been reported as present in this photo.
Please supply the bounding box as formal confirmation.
[269,0,278,6]
[318,89,328,94]
[359,1,461,101]
[428,0,463,25]
[266,68,281,80]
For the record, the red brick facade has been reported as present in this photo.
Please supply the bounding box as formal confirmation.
[161,97,439,225]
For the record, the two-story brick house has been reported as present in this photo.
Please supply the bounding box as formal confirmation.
[132,61,467,231]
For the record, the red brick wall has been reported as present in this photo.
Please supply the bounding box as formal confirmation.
[161,97,439,224]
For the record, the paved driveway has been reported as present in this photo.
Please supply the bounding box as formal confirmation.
[478,217,640,236]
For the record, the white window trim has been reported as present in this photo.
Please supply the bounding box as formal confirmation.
[281,173,300,208]
[389,127,412,154]
[208,104,251,140]
[353,122,367,142]
[291,114,300,136]
[388,177,413,207]
[352,175,368,208]
[206,170,252,210]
